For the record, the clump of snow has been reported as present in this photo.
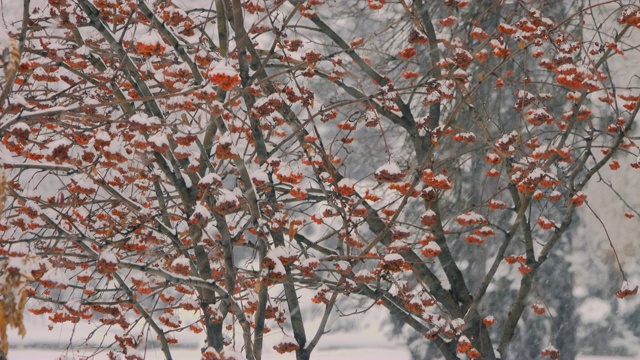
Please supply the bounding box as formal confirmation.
[300,257,319,268]
[334,260,351,272]
[388,240,409,251]
[455,211,486,225]
[251,168,269,184]
[355,268,373,278]
[9,122,29,132]
[131,271,149,284]
[95,129,111,142]
[199,172,222,187]
[266,253,286,277]
[388,281,407,297]
[220,347,246,360]
[180,294,199,310]
[210,64,238,77]
[159,312,181,327]
[338,178,355,188]
[75,45,90,56]
[376,162,402,176]
[423,241,441,253]
[374,162,406,182]
[217,132,238,150]
[206,303,223,321]
[452,69,468,78]
[527,168,545,182]
[40,267,69,288]
[384,253,404,262]
[99,250,118,264]
[171,256,190,268]
[0,26,11,53]
[148,131,169,148]
[46,138,71,150]
[6,256,40,277]
[450,318,465,330]
[136,31,163,47]
[71,174,97,192]
[217,188,239,205]
[269,245,298,262]
[174,144,197,158]
[130,113,160,126]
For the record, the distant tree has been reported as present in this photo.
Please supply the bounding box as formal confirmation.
[0,1,639,360]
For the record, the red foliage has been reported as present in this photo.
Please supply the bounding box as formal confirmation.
[3,2,639,359]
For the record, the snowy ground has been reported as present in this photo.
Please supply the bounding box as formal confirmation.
[6,347,640,360]
[6,316,639,360]
[6,305,413,359]
[6,291,639,360]
[8,331,410,359]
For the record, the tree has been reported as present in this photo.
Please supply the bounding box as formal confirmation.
[0,0,639,359]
